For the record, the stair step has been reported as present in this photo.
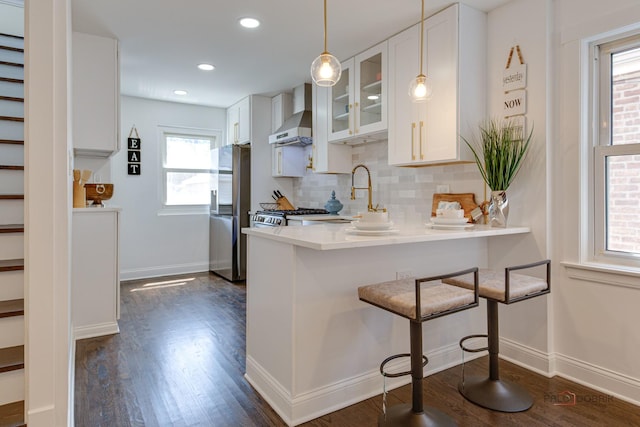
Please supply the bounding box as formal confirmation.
[0,166,23,171]
[0,400,25,427]
[0,346,23,374]
[0,96,22,103]
[0,78,22,84]
[0,300,23,318]
[0,47,23,54]
[0,226,23,234]
[0,196,23,200]
[0,61,22,69]
[0,140,23,145]
[0,117,22,123]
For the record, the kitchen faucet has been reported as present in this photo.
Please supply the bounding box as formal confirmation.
[351,164,385,212]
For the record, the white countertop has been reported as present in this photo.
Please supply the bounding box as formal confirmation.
[73,206,121,213]
[242,222,530,250]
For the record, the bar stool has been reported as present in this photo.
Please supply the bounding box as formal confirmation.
[358,267,480,427]
[443,259,550,412]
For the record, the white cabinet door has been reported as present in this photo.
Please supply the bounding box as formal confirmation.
[388,23,421,165]
[271,93,293,133]
[226,96,251,145]
[353,41,387,139]
[328,58,355,141]
[72,32,120,157]
[388,4,485,166]
[72,209,120,338]
[327,41,388,144]
[312,83,351,174]
[237,96,251,144]
[272,146,306,177]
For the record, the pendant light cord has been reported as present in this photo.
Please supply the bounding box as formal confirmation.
[323,0,328,54]
[419,0,424,76]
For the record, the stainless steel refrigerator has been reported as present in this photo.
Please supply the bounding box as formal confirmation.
[209,144,250,281]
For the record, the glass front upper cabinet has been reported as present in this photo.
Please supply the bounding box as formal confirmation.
[328,41,387,144]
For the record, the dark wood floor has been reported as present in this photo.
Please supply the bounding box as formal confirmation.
[75,272,640,426]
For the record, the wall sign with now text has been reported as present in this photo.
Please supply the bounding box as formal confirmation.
[502,45,527,132]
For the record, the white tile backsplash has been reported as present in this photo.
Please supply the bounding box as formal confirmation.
[293,140,487,225]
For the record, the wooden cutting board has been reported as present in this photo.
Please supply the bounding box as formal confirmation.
[431,193,479,220]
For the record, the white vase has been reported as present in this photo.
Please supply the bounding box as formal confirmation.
[489,190,509,227]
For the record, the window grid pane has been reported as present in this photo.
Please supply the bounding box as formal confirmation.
[611,47,640,146]
[165,136,212,169]
[606,154,640,254]
[165,171,212,206]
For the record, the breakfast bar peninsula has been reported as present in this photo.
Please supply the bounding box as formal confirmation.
[242,222,529,426]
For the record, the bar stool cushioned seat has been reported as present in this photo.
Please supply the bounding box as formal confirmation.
[358,268,480,427]
[443,260,550,413]
[358,278,477,320]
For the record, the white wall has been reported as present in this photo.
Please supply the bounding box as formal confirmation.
[485,0,551,369]
[111,96,225,280]
[553,0,640,404]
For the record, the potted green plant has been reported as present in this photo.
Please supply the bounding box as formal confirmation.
[463,118,533,227]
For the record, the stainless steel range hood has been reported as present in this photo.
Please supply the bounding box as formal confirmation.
[269,83,312,146]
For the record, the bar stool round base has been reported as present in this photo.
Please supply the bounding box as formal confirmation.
[378,404,457,427]
[458,376,533,412]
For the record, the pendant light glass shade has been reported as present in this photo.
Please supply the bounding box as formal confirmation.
[408,74,432,102]
[409,0,432,102]
[311,0,342,87]
[311,52,342,87]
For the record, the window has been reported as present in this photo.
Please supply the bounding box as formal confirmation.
[592,33,640,265]
[160,127,222,209]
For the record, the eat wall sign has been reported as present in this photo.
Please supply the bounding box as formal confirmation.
[127,126,141,175]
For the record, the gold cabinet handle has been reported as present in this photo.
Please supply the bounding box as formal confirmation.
[411,122,416,161]
[234,122,239,143]
[312,145,316,171]
[277,149,282,175]
[419,121,424,160]
[348,104,353,135]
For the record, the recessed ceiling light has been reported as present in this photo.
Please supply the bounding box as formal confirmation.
[239,17,260,29]
[174,90,188,95]
[198,63,215,71]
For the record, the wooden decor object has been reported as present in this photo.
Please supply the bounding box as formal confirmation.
[431,193,479,221]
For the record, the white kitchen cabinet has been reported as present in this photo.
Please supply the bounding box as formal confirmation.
[271,92,293,133]
[72,32,120,157]
[272,145,306,177]
[227,96,251,145]
[311,83,352,174]
[327,41,388,144]
[388,4,486,166]
[72,208,120,339]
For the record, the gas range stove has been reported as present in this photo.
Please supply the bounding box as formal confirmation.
[250,208,329,227]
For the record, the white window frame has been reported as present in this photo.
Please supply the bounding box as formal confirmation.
[587,32,640,268]
[157,125,222,215]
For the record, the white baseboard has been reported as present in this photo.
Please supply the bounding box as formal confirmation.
[120,262,209,281]
[554,352,640,407]
[73,322,119,340]
[497,337,640,407]
[499,336,554,377]
[245,340,486,427]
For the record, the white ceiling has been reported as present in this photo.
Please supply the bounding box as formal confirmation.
[71,0,512,109]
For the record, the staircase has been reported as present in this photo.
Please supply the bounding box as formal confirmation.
[0,32,26,427]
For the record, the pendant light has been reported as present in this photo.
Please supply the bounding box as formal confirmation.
[311,0,342,87]
[408,0,432,102]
